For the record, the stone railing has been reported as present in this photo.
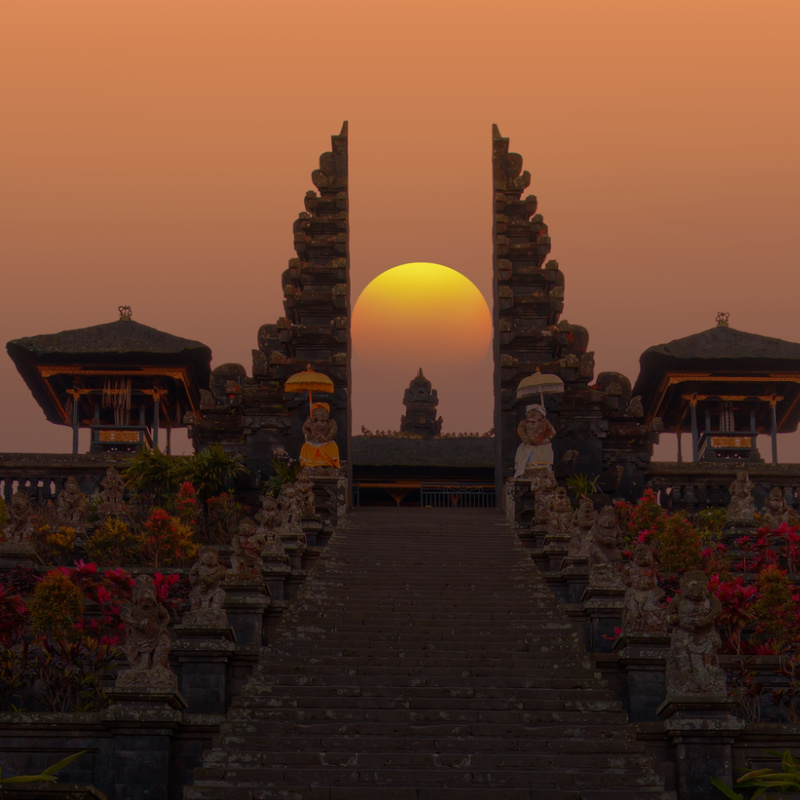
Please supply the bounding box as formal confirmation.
[648,460,800,513]
[0,452,132,503]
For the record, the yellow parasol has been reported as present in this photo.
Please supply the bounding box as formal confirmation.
[284,365,334,417]
[516,368,564,409]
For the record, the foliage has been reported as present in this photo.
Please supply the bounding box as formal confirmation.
[174,482,199,526]
[0,562,184,713]
[123,447,183,499]
[264,456,303,498]
[40,526,77,564]
[750,565,798,654]
[564,473,599,500]
[0,750,87,785]
[709,575,758,655]
[87,516,142,565]
[205,492,243,545]
[188,445,246,501]
[28,571,84,641]
[712,749,800,798]
[140,508,196,569]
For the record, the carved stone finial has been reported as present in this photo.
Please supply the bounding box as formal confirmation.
[716,311,730,327]
[119,305,133,321]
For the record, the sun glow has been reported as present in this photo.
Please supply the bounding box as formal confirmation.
[352,263,492,375]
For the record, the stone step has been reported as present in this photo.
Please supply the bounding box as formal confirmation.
[189,509,672,798]
[193,764,666,790]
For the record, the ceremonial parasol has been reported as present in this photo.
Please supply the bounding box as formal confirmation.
[284,365,334,417]
[516,368,564,408]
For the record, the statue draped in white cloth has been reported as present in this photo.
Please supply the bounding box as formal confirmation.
[513,404,557,479]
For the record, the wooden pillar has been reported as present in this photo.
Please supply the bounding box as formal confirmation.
[690,400,699,462]
[71,390,80,455]
[153,393,160,451]
[771,398,779,464]
[676,430,683,463]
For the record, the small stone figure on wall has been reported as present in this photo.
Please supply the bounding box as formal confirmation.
[588,506,624,588]
[184,545,227,626]
[763,486,799,530]
[2,492,35,544]
[726,470,755,524]
[666,570,725,697]
[255,496,289,563]
[300,403,340,469]
[230,519,264,577]
[56,476,88,531]
[98,467,126,517]
[278,484,305,543]
[530,468,558,521]
[118,574,175,689]
[546,487,573,537]
[567,497,597,559]
[513,404,556,479]
[622,544,666,634]
[294,470,317,518]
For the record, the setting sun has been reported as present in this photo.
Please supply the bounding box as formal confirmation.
[351,263,492,375]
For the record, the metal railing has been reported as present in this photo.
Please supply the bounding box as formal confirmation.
[420,483,496,509]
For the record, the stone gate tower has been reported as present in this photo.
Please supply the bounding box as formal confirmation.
[492,125,655,500]
[191,124,351,485]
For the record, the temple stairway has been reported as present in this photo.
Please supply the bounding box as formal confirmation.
[186,508,674,800]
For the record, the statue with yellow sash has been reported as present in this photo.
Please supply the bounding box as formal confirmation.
[300,402,340,469]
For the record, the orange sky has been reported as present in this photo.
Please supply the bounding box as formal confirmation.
[1,1,799,459]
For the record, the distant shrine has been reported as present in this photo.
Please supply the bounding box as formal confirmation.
[400,369,442,438]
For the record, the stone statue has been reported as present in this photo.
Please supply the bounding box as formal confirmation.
[546,487,573,537]
[98,468,126,517]
[230,518,264,577]
[530,467,558,521]
[184,545,227,626]
[588,506,624,588]
[118,574,175,689]
[255,495,289,563]
[294,470,317,518]
[622,544,666,634]
[300,402,340,469]
[513,404,557,479]
[2,491,35,544]
[567,497,597,558]
[56,476,88,531]
[726,470,755,523]
[666,570,725,696]
[278,483,306,545]
[763,487,799,530]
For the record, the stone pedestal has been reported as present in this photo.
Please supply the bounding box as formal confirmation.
[561,558,589,604]
[310,471,347,537]
[542,535,570,572]
[504,479,535,529]
[103,688,186,800]
[302,515,322,547]
[172,622,236,714]
[581,585,624,653]
[222,579,270,647]
[614,632,670,721]
[658,696,743,800]
[262,561,291,601]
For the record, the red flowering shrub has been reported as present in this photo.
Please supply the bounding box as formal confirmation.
[140,508,197,568]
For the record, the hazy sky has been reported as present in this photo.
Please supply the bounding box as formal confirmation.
[2,1,799,460]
